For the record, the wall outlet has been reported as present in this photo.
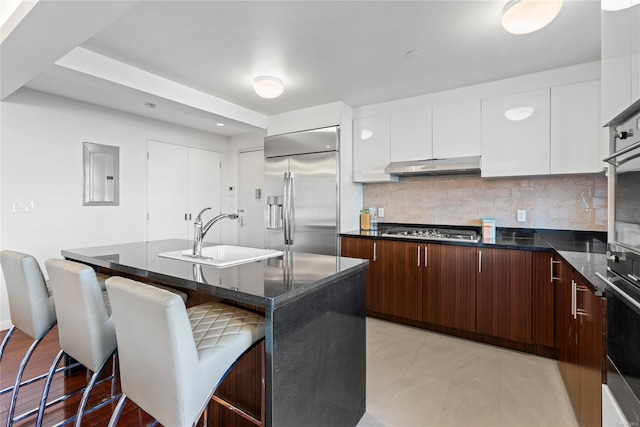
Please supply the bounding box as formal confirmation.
[378,207,385,218]
[517,209,526,222]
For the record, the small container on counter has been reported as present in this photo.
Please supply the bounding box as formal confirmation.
[369,207,378,231]
[360,209,371,230]
[482,217,496,242]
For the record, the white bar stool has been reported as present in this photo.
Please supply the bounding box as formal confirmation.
[44,258,120,427]
[0,250,59,426]
[105,276,266,427]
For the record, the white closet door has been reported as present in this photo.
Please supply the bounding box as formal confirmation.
[188,148,221,243]
[147,141,189,240]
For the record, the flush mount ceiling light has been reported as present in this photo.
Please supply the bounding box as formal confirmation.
[501,0,563,35]
[253,76,284,98]
[504,106,535,121]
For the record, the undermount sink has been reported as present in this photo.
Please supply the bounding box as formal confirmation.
[159,245,283,268]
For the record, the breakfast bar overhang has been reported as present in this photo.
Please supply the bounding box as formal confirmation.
[61,239,368,427]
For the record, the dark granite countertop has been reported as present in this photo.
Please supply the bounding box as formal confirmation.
[62,239,368,309]
[341,224,609,295]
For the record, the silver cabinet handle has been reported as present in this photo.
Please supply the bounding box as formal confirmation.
[373,242,377,262]
[550,257,561,283]
[571,280,577,319]
[417,246,421,267]
[478,250,482,273]
[424,246,428,268]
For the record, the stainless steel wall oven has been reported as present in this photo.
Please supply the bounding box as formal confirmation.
[600,101,640,424]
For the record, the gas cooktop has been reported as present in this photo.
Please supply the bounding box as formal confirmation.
[381,227,481,243]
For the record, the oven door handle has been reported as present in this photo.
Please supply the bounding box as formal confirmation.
[596,272,640,311]
[603,140,640,165]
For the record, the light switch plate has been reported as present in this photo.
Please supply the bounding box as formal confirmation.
[517,209,526,222]
[378,207,385,218]
[13,201,34,212]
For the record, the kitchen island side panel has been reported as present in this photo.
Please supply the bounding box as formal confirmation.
[267,268,367,427]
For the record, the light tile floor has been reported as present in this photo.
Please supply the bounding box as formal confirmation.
[357,317,578,427]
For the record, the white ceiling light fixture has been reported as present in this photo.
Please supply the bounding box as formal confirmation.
[253,76,284,98]
[504,106,535,121]
[501,0,563,35]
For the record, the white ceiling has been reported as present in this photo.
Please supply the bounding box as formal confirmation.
[1,0,601,136]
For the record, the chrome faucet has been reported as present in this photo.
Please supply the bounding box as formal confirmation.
[192,208,239,258]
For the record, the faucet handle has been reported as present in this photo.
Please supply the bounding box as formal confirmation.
[195,207,212,222]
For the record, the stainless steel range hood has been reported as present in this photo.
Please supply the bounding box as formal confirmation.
[384,156,481,176]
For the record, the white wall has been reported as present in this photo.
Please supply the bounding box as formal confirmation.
[0,88,232,330]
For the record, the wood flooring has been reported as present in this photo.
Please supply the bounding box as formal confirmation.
[0,327,157,427]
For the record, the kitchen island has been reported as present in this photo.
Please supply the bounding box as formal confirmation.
[62,239,368,427]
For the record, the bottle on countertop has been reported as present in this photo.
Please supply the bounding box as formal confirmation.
[360,209,371,231]
[369,207,378,231]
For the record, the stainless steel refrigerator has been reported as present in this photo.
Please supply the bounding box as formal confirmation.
[264,126,339,256]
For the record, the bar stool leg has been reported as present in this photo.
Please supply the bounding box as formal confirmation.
[36,349,65,426]
[106,394,128,427]
[0,326,17,362]
[73,349,116,427]
[5,322,56,427]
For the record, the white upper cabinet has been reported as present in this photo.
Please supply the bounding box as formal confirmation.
[550,80,602,174]
[600,2,640,124]
[353,115,398,183]
[432,100,481,158]
[632,3,640,103]
[390,108,432,161]
[481,89,551,177]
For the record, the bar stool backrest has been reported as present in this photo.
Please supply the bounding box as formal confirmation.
[0,250,55,340]
[45,259,116,373]
[106,277,202,427]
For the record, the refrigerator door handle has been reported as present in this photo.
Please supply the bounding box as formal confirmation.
[283,172,290,244]
[288,172,295,245]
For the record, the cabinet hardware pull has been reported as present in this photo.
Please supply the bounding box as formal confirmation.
[571,280,577,320]
[373,242,377,262]
[417,246,421,267]
[478,250,482,273]
[424,246,428,268]
[550,258,561,283]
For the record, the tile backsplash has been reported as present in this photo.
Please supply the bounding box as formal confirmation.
[363,174,607,231]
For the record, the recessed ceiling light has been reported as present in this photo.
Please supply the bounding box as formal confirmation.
[405,50,420,58]
[253,76,284,98]
[501,0,563,35]
[216,123,224,127]
[144,102,156,109]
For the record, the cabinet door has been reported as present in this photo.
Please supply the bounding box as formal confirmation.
[532,252,557,347]
[341,237,379,312]
[432,100,481,158]
[390,108,432,162]
[353,115,398,183]
[555,261,581,417]
[476,248,533,343]
[577,278,604,427]
[376,240,422,321]
[423,244,477,332]
[550,81,601,174]
[632,3,640,104]
[481,89,550,177]
[601,4,632,124]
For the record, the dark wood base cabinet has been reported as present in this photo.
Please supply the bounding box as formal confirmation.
[554,258,605,427]
[342,236,606,427]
